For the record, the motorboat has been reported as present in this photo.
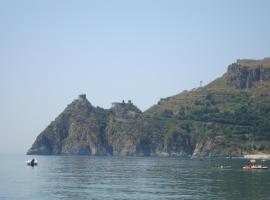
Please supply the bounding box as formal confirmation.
[242,165,268,170]
[242,159,268,170]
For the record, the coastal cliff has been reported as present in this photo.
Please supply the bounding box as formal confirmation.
[226,58,270,89]
[28,57,270,157]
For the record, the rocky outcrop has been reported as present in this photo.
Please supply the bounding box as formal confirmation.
[27,95,111,155]
[111,100,141,119]
[28,95,197,156]
[226,58,270,89]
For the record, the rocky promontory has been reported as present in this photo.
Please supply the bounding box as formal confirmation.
[28,57,270,157]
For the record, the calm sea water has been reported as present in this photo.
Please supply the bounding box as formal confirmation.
[0,155,270,200]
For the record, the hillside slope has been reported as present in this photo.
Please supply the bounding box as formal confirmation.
[145,57,270,156]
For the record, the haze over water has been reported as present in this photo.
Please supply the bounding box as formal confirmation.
[1,155,270,200]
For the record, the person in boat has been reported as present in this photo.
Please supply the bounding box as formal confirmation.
[30,158,35,166]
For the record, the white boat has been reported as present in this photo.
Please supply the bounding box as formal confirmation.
[242,159,268,170]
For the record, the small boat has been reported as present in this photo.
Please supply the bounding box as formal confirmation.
[26,159,38,166]
[218,165,231,169]
[242,159,268,170]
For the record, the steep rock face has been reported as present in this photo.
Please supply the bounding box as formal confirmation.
[226,58,270,89]
[105,102,145,156]
[27,95,111,155]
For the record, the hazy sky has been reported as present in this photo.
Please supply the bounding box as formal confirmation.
[0,0,269,154]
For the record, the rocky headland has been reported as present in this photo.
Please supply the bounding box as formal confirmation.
[28,57,270,157]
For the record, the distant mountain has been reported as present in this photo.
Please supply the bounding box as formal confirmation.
[28,57,270,157]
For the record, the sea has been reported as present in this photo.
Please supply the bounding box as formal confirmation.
[0,155,270,200]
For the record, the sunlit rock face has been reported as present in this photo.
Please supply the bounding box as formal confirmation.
[226,58,270,89]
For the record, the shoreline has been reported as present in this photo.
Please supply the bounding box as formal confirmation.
[243,154,270,159]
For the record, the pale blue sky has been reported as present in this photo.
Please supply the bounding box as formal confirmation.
[0,0,269,154]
